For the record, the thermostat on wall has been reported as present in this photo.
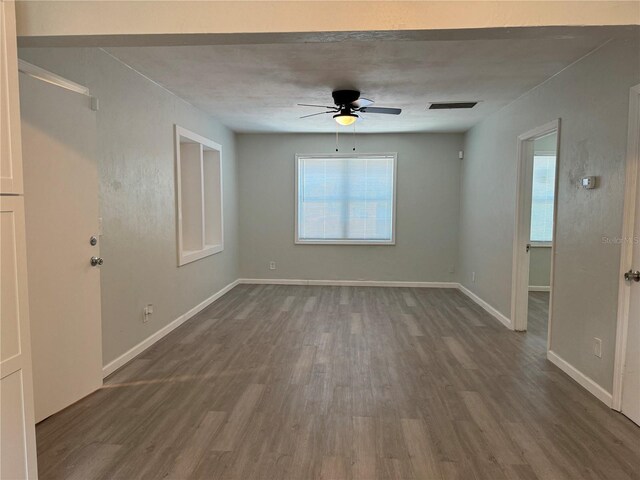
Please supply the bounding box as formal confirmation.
[581,176,597,189]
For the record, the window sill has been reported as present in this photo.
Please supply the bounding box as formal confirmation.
[179,244,223,266]
[295,239,395,245]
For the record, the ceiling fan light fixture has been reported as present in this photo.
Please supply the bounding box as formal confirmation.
[334,112,358,126]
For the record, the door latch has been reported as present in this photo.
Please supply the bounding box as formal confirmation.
[90,256,104,267]
[526,243,531,253]
[624,270,640,282]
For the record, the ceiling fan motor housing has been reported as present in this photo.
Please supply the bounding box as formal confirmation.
[332,90,360,107]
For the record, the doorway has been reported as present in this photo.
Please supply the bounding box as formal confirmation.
[511,120,560,347]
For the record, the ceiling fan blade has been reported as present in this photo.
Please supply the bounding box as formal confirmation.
[360,106,402,115]
[298,103,337,109]
[351,97,373,108]
[300,111,334,119]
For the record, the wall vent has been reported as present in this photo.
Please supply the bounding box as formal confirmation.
[428,102,478,110]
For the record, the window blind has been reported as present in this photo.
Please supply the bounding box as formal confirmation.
[296,154,396,243]
[530,155,556,243]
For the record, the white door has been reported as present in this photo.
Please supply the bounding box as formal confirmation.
[1,2,38,478]
[20,73,103,422]
[620,87,640,426]
[622,207,640,425]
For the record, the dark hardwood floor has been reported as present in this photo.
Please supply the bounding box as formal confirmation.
[526,291,550,354]
[36,285,640,479]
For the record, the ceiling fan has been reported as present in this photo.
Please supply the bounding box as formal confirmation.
[298,90,401,126]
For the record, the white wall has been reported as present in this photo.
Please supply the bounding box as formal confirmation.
[18,48,239,367]
[237,133,462,282]
[458,38,640,392]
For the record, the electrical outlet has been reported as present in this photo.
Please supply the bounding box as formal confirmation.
[472,272,476,283]
[594,338,602,358]
[269,261,276,270]
[143,304,153,323]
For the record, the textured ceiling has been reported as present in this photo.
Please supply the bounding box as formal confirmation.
[106,34,608,133]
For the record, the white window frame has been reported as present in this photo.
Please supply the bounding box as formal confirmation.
[294,153,398,245]
[175,125,224,266]
[529,151,556,246]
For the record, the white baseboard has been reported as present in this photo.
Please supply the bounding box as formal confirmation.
[102,279,240,378]
[547,350,613,407]
[457,284,513,330]
[529,285,551,292]
[238,278,458,288]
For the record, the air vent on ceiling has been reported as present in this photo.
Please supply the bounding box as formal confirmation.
[428,102,478,110]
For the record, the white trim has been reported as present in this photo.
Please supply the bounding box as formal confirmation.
[529,242,552,248]
[294,153,398,245]
[613,84,640,411]
[238,278,457,288]
[102,279,240,378]
[511,119,560,333]
[18,59,91,97]
[293,239,396,246]
[547,350,613,407]
[528,286,551,292]
[175,125,222,152]
[457,284,513,330]
[174,125,224,267]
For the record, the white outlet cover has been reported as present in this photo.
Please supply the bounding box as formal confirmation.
[594,338,602,358]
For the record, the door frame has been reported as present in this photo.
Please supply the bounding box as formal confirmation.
[510,119,561,334]
[613,84,640,411]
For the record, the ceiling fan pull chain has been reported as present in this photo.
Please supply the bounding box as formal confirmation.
[353,123,356,151]
[335,126,339,152]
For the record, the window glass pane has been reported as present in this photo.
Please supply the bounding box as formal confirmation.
[297,155,395,242]
[530,155,556,242]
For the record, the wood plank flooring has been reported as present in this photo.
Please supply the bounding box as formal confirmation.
[35,286,640,479]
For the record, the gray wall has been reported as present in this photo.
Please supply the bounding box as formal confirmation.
[529,247,551,287]
[237,133,462,282]
[458,38,640,392]
[18,48,239,366]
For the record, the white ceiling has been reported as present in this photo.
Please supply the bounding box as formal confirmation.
[106,34,608,133]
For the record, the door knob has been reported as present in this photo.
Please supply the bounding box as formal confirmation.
[624,270,640,282]
[90,256,104,267]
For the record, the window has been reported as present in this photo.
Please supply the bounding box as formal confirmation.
[295,154,396,244]
[530,154,556,243]
[175,126,223,266]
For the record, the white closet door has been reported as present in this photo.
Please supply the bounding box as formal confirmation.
[0,1,23,194]
[0,2,38,479]
[1,197,38,480]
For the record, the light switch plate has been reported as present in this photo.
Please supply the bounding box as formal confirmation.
[581,176,597,189]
